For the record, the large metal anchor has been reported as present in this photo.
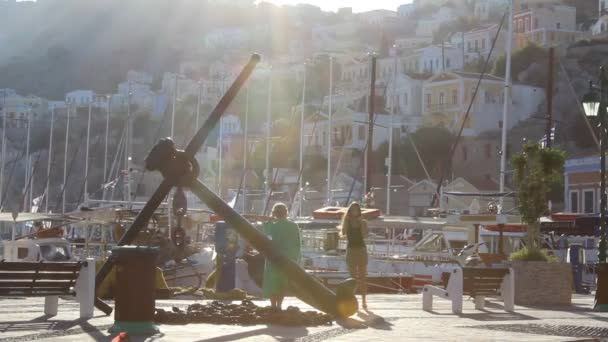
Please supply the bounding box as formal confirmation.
[94,54,358,318]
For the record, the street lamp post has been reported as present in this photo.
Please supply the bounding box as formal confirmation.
[581,67,608,311]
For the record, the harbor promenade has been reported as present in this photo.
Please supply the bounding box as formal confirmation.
[0,294,607,341]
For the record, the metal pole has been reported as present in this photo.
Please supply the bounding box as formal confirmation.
[0,92,5,208]
[196,80,202,133]
[104,96,111,184]
[265,70,272,202]
[63,103,71,214]
[127,86,133,204]
[84,101,92,204]
[218,77,226,198]
[387,48,398,215]
[243,85,249,213]
[24,108,31,211]
[171,74,178,139]
[596,67,608,312]
[327,56,333,205]
[299,63,307,216]
[367,55,377,195]
[499,0,513,209]
[546,47,554,149]
[600,68,607,264]
[45,107,55,212]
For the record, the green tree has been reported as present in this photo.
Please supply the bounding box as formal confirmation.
[512,143,565,250]
[492,44,549,85]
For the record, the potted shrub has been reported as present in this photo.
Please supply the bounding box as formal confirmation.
[510,143,571,305]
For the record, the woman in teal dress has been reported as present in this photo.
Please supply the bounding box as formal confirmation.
[263,203,301,311]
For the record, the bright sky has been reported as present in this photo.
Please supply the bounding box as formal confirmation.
[257,0,412,13]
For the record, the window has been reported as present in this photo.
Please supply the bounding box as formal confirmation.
[322,132,326,146]
[550,32,555,41]
[570,191,579,213]
[462,146,468,161]
[426,94,431,107]
[467,41,472,52]
[484,91,491,103]
[403,92,408,106]
[452,89,458,104]
[484,143,491,159]
[525,18,530,31]
[435,59,439,69]
[534,18,538,29]
[17,248,28,259]
[474,40,479,51]
[556,22,561,29]
[439,92,445,105]
[481,38,486,50]
[358,125,366,140]
[446,58,451,68]
[584,190,595,214]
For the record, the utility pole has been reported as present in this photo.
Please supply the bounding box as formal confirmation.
[499,0,513,209]
[242,86,249,214]
[442,40,446,71]
[546,47,554,149]
[387,47,398,215]
[367,54,377,195]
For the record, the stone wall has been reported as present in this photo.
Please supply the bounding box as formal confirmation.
[512,261,572,306]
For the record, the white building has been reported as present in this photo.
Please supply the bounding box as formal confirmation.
[204,28,251,50]
[395,36,433,50]
[302,107,394,153]
[115,82,156,112]
[513,5,580,49]
[126,70,153,85]
[403,44,464,74]
[311,21,358,51]
[385,73,427,121]
[220,114,242,137]
[357,9,397,26]
[474,0,509,21]
[397,3,415,17]
[463,24,507,64]
[415,7,461,37]
[65,90,94,106]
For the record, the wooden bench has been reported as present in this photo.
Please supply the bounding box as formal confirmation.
[422,267,514,314]
[0,258,95,318]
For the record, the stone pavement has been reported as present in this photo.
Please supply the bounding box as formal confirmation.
[1,294,607,341]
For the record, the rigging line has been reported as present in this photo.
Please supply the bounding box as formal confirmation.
[130,104,172,203]
[53,131,86,213]
[262,80,308,216]
[19,148,43,211]
[430,10,507,208]
[0,149,26,209]
[342,72,392,206]
[88,118,126,199]
[109,127,126,202]
[288,117,320,212]
[76,129,108,207]
[406,132,433,183]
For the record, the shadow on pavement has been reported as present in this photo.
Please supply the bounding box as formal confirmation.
[0,314,81,333]
[357,310,393,330]
[192,326,309,342]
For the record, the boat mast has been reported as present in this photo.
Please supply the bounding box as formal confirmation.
[0,92,5,208]
[84,101,92,204]
[23,107,31,212]
[299,62,307,216]
[243,85,249,213]
[103,95,111,196]
[45,106,55,212]
[218,76,225,199]
[62,102,71,214]
[264,68,272,206]
[327,56,333,206]
[387,46,398,215]
[499,0,514,210]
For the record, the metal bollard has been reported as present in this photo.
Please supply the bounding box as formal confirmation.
[109,246,160,335]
